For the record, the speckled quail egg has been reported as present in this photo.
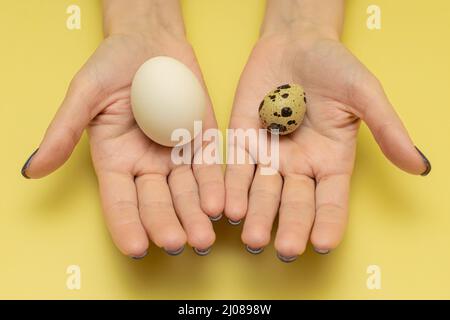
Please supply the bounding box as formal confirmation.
[258,84,307,135]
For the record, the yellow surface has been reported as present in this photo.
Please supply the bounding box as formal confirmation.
[1,0,449,299]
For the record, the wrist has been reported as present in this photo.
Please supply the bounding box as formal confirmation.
[260,0,344,41]
[102,0,185,38]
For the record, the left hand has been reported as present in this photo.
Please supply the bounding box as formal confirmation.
[22,0,225,258]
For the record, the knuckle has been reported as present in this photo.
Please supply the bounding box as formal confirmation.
[172,189,198,203]
[279,201,314,216]
[106,200,136,215]
[249,188,280,201]
[315,203,347,224]
[139,200,173,214]
[200,179,223,191]
[226,185,249,195]
[70,69,104,98]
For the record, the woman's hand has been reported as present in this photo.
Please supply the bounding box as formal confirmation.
[225,0,430,261]
[21,0,224,258]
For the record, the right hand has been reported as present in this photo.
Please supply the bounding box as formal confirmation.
[225,24,430,260]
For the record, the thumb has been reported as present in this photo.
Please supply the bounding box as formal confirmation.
[21,75,100,179]
[353,77,431,176]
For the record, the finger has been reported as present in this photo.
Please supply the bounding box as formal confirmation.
[168,166,215,252]
[97,171,149,258]
[191,58,225,220]
[354,78,431,176]
[135,174,187,254]
[274,174,315,260]
[22,75,100,179]
[193,161,225,220]
[224,162,255,223]
[241,166,282,251]
[310,174,351,253]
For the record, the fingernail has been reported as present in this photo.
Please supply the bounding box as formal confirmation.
[210,213,223,222]
[21,148,39,179]
[245,245,264,255]
[415,146,431,176]
[164,246,185,256]
[314,248,330,255]
[130,250,148,260]
[277,252,298,263]
[193,246,211,256]
[228,218,241,226]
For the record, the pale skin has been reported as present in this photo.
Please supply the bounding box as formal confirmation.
[22,0,225,258]
[22,0,430,261]
[225,0,430,260]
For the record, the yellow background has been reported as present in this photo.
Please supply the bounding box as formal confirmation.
[1,0,449,299]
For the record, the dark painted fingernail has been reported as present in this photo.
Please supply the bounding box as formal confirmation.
[21,148,39,179]
[314,248,330,255]
[193,247,211,256]
[130,250,148,260]
[415,146,431,176]
[210,213,223,222]
[277,252,297,263]
[228,218,241,226]
[165,246,185,256]
[245,245,264,255]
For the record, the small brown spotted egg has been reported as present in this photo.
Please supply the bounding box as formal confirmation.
[258,84,307,135]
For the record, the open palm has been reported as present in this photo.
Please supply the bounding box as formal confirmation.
[24,32,224,258]
[225,32,428,261]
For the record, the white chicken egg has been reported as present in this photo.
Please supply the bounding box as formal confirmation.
[131,56,206,147]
